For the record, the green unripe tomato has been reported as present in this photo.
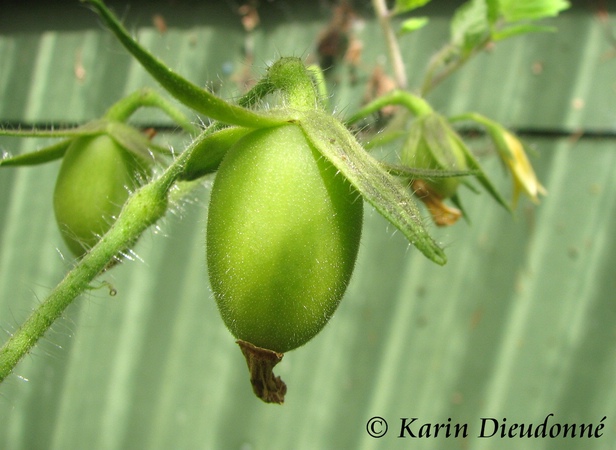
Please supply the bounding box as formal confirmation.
[53,134,151,257]
[207,124,363,353]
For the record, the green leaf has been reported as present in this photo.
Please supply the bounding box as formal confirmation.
[105,121,171,161]
[393,0,432,15]
[451,0,490,53]
[399,17,430,35]
[493,23,556,40]
[486,0,501,24]
[299,110,446,265]
[180,126,253,181]
[499,0,570,22]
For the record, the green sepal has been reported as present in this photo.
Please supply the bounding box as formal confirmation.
[447,126,511,212]
[398,113,469,199]
[298,109,446,266]
[0,120,169,169]
[179,126,254,181]
[104,121,169,163]
[382,162,479,180]
[1,139,72,167]
[420,114,468,170]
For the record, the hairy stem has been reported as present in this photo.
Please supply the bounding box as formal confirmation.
[0,127,202,383]
[266,57,320,110]
[371,0,408,89]
[420,37,491,96]
[0,123,104,139]
[82,0,285,129]
[345,90,433,126]
[104,88,200,135]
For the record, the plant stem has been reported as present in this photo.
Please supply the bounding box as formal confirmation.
[420,37,491,96]
[83,0,284,129]
[0,124,103,139]
[266,57,320,110]
[371,0,408,89]
[345,90,433,126]
[104,88,200,135]
[0,127,200,383]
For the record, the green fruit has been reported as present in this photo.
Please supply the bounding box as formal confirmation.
[53,134,150,257]
[207,124,363,353]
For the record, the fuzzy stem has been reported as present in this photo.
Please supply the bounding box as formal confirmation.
[82,0,284,129]
[306,64,329,111]
[0,124,103,139]
[266,57,320,110]
[103,88,200,135]
[0,127,202,383]
[420,37,491,96]
[371,0,408,89]
[448,111,490,126]
[345,90,433,126]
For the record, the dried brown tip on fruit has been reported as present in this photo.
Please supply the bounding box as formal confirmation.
[237,340,287,404]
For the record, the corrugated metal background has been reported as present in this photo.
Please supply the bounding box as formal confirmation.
[1,2,615,449]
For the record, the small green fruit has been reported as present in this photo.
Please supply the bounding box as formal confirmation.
[207,124,363,354]
[53,134,150,257]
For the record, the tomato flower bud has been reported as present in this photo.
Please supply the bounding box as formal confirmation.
[401,113,468,225]
[450,112,547,208]
[497,130,547,207]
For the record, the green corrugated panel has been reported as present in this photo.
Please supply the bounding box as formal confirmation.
[1,2,616,450]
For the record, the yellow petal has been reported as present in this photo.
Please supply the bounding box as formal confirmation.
[502,132,547,205]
